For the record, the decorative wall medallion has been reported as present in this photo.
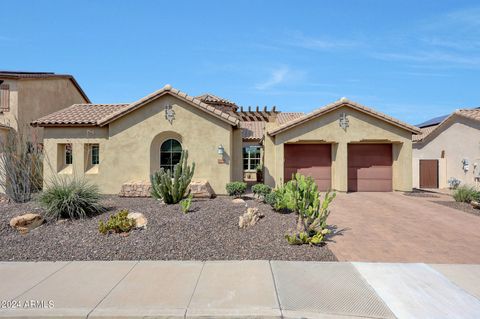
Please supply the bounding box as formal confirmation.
[339,112,349,130]
[165,104,175,124]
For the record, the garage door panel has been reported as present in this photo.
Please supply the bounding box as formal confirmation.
[348,144,392,192]
[354,167,392,179]
[350,179,393,192]
[284,144,331,191]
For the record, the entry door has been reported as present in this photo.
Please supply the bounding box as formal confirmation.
[419,159,438,188]
[284,144,332,191]
[348,144,393,192]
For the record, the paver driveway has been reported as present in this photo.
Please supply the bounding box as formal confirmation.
[328,192,480,263]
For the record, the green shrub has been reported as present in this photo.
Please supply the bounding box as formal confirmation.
[98,210,135,235]
[281,173,336,245]
[252,183,272,198]
[39,179,105,219]
[226,181,247,198]
[150,151,195,204]
[180,195,193,214]
[265,187,288,211]
[453,186,480,203]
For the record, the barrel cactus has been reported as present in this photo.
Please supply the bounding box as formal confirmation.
[150,151,195,204]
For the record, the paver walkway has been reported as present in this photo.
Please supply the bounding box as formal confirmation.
[1,261,480,318]
[328,192,480,263]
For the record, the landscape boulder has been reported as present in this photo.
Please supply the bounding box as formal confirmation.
[471,200,480,209]
[239,207,264,228]
[127,212,148,229]
[10,213,44,234]
[232,198,246,204]
[189,180,215,198]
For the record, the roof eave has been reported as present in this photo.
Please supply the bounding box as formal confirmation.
[268,101,421,136]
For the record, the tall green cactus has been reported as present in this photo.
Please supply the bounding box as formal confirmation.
[150,151,195,204]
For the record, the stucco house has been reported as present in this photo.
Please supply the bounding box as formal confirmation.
[0,71,90,140]
[32,84,420,195]
[413,108,480,189]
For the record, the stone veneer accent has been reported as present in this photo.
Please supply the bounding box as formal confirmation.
[119,181,152,197]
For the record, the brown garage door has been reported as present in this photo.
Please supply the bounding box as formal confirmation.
[419,159,438,188]
[348,144,392,192]
[284,144,331,191]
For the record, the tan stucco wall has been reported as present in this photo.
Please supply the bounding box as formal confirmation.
[18,78,88,140]
[413,116,480,188]
[42,94,236,194]
[264,106,413,192]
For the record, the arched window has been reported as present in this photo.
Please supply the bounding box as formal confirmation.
[160,139,182,172]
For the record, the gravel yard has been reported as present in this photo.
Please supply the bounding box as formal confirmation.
[0,196,337,261]
[433,200,480,217]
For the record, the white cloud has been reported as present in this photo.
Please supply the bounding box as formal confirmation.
[255,66,291,90]
[284,31,359,51]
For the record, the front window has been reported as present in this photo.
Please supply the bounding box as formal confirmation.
[243,146,261,171]
[160,139,182,172]
[91,144,99,165]
[65,144,73,165]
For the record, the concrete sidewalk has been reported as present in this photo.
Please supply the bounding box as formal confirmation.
[0,261,479,319]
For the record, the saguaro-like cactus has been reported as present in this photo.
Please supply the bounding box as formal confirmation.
[150,151,195,204]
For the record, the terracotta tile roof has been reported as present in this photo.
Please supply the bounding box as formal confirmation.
[268,98,421,136]
[98,85,239,126]
[456,108,480,122]
[412,125,438,142]
[0,71,90,103]
[196,93,239,113]
[276,112,304,125]
[240,121,265,140]
[31,104,130,126]
[32,85,239,127]
[414,108,480,143]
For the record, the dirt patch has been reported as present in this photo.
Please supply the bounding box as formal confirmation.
[0,196,337,261]
[432,200,480,217]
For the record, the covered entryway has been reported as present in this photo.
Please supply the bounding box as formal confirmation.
[284,144,331,191]
[348,144,392,192]
[419,159,438,188]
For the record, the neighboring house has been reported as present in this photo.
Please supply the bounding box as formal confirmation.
[32,85,420,194]
[0,71,90,141]
[413,108,480,189]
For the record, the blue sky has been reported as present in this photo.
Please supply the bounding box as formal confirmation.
[1,0,479,125]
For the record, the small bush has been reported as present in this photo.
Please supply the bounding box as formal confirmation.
[180,195,193,214]
[99,210,135,235]
[265,187,288,211]
[252,183,272,198]
[453,185,480,203]
[226,181,247,198]
[448,177,461,189]
[39,179,105,219]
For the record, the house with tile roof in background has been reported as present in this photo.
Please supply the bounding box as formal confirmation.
[32,84,420,195]
[413,108,480,189]
[0,71,90,141]
[0,71,89,193]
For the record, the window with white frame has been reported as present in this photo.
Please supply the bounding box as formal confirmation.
[160,139,182,172]
[243,146,261,171]
[90,144,99,165]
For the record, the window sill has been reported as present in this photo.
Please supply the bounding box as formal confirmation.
[58,165,73,175]
[85,165,99,175]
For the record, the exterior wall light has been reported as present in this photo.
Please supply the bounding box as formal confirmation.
[217,145,225,164]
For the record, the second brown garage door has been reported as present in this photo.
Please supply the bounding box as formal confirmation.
[284,144,332,191]
[348,144,392,192]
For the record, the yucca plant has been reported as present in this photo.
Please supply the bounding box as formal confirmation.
[39,178,105,219]
[150,150,195,204]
